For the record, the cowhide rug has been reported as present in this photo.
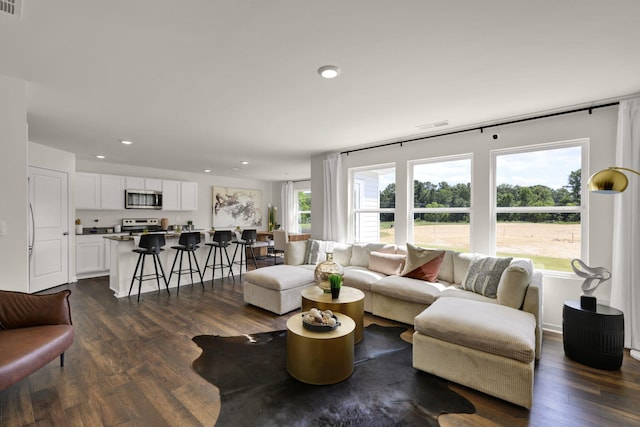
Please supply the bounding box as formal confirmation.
[192,324,474,426]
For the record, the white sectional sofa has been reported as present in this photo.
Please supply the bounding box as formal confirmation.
[243,238,543,408]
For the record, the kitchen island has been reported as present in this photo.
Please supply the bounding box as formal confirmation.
[105,233,240,298]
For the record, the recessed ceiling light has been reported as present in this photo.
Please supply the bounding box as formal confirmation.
[318,65,341,79]
[241,161,249,165]
[120,140,133,145]
[204,169,211,173]
[96,155,105,159]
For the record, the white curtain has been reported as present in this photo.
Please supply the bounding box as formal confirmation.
[322,153,344,241]
[610,98,640,360]
[281,181,297,232]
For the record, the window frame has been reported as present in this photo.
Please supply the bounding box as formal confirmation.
[349,163,396,243]
[408,154,473,251]
[490,139,588,274]
[295,188,311,233]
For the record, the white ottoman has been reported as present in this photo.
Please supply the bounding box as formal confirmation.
[412,297,537,409]
[243,265,315,315]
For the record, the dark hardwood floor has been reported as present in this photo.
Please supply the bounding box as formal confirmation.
[2,258,639,426]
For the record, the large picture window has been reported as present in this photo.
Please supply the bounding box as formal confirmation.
[493,142,585,272]
[410,156,471,251]
[352,165,395,243]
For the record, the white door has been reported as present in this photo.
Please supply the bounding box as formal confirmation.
[29,167,69,293]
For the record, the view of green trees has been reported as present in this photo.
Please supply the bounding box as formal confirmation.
[298,191,311,231]
[380,169,581,223]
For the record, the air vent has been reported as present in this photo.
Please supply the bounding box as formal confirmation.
[416,120,451,131]
[0,0,22,18]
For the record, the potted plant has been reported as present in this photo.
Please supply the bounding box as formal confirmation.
[329,273,342,299]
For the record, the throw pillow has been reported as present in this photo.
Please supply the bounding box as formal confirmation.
[401,243,445,282]
[303,239,314,264]
[332,243,353,266]
[306,239,328,265]
[497,259,533,309]
[462,256,513,298]
[368,251,406,276]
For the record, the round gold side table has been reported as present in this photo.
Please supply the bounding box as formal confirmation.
[286,312,355,385]
[301,286,365,343]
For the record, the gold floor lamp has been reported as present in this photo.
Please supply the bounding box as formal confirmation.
[588,165,640,361]
[588,166,640,193]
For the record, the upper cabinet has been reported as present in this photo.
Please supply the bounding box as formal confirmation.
[161,180,198,211]
[100,174,125,210]
[77,173,124,210]
[180,181,198,211]
[77,172,196,211]
[125,176,162,191]
[76,173,101,209]
[161,180,181,211]
[144,179,162,192]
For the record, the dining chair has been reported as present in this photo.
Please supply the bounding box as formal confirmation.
[271,229,288,264]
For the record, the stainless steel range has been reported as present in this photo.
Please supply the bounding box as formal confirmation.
[121,218,162,233]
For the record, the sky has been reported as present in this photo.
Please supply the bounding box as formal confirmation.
[495,146,581,189]
[378,146,582,190]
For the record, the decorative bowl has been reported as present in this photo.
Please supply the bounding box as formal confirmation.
[302,314,340,332]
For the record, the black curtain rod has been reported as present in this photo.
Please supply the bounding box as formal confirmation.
[340,101,620,156]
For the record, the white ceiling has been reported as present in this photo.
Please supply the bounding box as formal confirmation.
[1,1,639,181]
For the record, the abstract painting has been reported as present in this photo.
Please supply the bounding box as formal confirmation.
[212,186,263,228]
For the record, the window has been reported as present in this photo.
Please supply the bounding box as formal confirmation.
[297,190,311,233]
[410,156,472,251]
[352,165,395,243]
[493,142,585,272]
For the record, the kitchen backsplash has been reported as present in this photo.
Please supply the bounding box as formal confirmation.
[75,212,197,231]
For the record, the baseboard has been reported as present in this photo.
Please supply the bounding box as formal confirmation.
[543,323,562,334]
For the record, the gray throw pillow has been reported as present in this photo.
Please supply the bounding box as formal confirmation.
[306,239,328,265]
[304,239,315,264]
[462,256,513,298]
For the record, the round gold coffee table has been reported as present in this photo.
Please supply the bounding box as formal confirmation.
[286,312,355,385]
[301,286,365,343]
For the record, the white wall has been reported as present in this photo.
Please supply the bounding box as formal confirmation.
[0,75,29,292]
[29,142,76,172]
[312,106,619,332]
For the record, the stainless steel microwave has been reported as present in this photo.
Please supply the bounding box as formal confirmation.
[125,189,163,210]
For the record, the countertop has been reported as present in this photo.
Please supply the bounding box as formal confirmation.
[79,227,204,235]
[103,231,206,241]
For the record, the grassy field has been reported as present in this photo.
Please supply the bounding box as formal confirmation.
[381,222,580,272]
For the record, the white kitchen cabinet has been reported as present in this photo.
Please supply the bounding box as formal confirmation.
[125,176,145,190]
[161,180,197,211]
[77,173,124,210]
[76,172,101,209]
[144,178,162,191]
[100,174,125,210]
[162,180,181,210]
[77,172,196,212]
[180,181,198,211]
[76,234,110,277]
[126,176,162,191]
